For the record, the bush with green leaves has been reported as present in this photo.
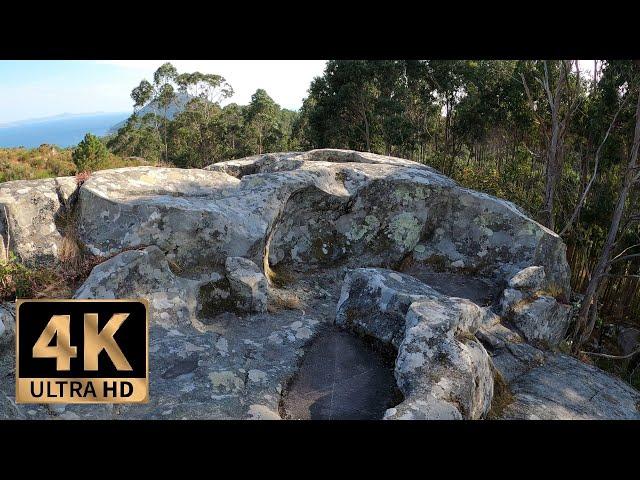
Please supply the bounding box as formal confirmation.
[0,254,59,300]
[72,133,109,172]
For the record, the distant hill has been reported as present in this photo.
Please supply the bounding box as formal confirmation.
[0,112,129,148]
[108,92,194,134]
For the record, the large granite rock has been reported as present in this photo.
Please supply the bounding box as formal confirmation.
[74,247,269,326]
[0,176,77,265]
[337,268,497,419]
[2,149,636,421]
[499,266,571,348]
[37,150,568,296]
[74,246,202,327]
[479,322,640,419]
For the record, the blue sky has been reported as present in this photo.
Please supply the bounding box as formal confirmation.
[0,60,327,124]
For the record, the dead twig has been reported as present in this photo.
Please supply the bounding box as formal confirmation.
[580,347,640,360]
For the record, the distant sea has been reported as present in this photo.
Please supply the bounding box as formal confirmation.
[0,112,130,149]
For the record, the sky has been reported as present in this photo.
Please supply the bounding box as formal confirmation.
[0,60,596,125]
[0,60,328,124]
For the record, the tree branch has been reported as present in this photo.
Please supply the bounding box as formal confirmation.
[559,95,629,236]
[580,347,640,360]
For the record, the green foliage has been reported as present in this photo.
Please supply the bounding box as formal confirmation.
[109,63,300,167]
[0,145,76,182]
[72,133,109,172]
[0,254,59,300]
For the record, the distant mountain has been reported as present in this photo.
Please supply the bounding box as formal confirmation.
[0,112,130,149]
[0,112,115,128]
[108,92,194,134]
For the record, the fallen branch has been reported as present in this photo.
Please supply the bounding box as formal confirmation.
[580,347,640,360]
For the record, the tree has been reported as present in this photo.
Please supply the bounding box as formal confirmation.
[521,60,583,230]
[130,62,179,162]
[169,72,234,167]
[72,133,109,172]
[573,66,640,351]
[245,89,279,154]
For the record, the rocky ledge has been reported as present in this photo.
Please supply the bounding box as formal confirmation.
[0,149,638,420]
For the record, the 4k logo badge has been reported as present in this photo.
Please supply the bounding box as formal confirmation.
[16,299,149,404]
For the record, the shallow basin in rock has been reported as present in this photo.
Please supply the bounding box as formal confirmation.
[281,325,401,420]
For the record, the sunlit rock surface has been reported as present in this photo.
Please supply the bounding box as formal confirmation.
[1,149,637,420]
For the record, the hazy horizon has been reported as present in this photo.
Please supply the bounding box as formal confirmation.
[0,60,328,125]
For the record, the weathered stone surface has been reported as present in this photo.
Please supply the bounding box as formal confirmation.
[336,268,442,348]
[499,266,570,348]
[618,327,640,356]
[1,270,338,420]
[0,302,15,348]
[225,257,267,313]
[499,353,640,420]
[478,321,640,420]
[74,246,203,327]
[2,149,636,421]
[387,299,494,420]
[337,268,496,419]
[0,176,77,265]
[508,265,546,292]
[507,296,570,348]
[69,150,570,297]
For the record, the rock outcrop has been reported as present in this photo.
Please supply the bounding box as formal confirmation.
[336,268,497,419]
[0,176,77,265]
[1,149,637,420]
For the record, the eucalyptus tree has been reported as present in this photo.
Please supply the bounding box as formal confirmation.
[520,60,583,230]
[130,62,179,162]
[572,61,640,351]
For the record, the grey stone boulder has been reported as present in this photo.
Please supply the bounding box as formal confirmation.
[0,302,15,349]
[507,265,546,292]
[337,268,497,419]
[336,267,443,348]
[500,353,640,420]
[617,327,640,356]
[386,299,494,420]
[0,176,77,265]
[478,321,640,420]
[65,150,570,297]
[224,257,267,313]
[74,247,269,326]
[499,266,570,348]
[507,296,571,348]
[74,246,204,327]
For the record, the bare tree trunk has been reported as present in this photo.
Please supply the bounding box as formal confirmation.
[522,60,579,230]
[560,96,629,236]
[360,99,371,152]
[573,87,640,351]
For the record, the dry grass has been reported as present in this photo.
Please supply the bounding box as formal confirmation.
[267,289,303,313]
[0,146,163,184]
[486,367,515,419]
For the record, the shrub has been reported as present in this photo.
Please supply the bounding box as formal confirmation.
[0,254,61,300]
[72,133,109,172]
